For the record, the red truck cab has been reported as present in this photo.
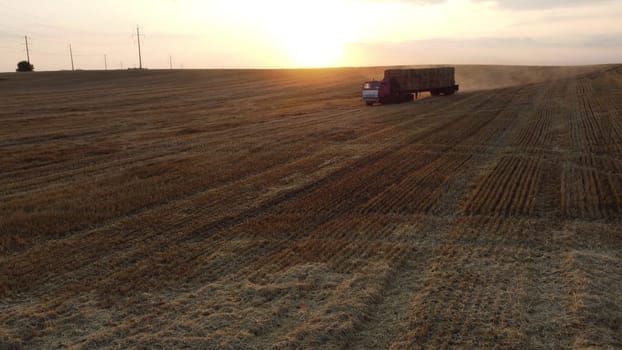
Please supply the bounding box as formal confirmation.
[362,81,381,106]
[362,79,412,106]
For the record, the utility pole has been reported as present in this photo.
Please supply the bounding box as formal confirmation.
[69,44,75,71]
[104,54,108,70]
[169,56,173,70]
[136,25,143,69]
[24,35,30,63]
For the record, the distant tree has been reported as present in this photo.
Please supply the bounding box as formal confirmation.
[16,61,34,72]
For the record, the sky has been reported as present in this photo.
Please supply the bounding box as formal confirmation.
[1,0,621,71]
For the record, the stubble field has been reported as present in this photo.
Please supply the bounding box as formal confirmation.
[1,64,621,349]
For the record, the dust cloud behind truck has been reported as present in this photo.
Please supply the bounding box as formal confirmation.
[362,67,459,105]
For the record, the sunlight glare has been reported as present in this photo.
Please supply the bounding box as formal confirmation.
[265,1,354,67]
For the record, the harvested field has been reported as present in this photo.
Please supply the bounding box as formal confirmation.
[1,64,622,349]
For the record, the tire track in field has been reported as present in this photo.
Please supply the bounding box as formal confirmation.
[62,84,532,348]
[0,90,357,196]
[1,98,380,247]
[563,73,622,220]
[385,69,622,349]
[460,79,561,218]
[179,88,513,242]
[387,217,573,349]
[464,156,542,217]
[0,148,346,296]
[256,86,531,348]
[346,83,535,350]
[0,89,365,198]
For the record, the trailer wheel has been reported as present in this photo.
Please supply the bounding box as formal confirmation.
[431,90,440,97]
[366,101,374,106]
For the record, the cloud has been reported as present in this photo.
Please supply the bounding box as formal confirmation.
[582,33,622,48]
[360,0,611,7]
[344,35,622,66]
[473,0,613,10]
[357,0,618,11]
[385,35,622,49]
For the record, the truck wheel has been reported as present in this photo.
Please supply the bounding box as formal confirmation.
[431,90,440,96]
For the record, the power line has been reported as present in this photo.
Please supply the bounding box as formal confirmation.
[24,35,30,63]
[69,44,75,71]
[136,25,143,69]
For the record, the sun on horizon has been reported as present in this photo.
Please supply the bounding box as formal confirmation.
[275,28,346,68]
[260,1,356,68]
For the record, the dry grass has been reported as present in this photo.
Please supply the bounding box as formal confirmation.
[1,64,621,349]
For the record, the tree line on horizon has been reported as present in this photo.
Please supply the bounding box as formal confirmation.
[16,60,34,72]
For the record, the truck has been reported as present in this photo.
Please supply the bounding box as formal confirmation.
[361,67,459,106]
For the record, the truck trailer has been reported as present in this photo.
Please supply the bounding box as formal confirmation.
[362,67,459,105]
